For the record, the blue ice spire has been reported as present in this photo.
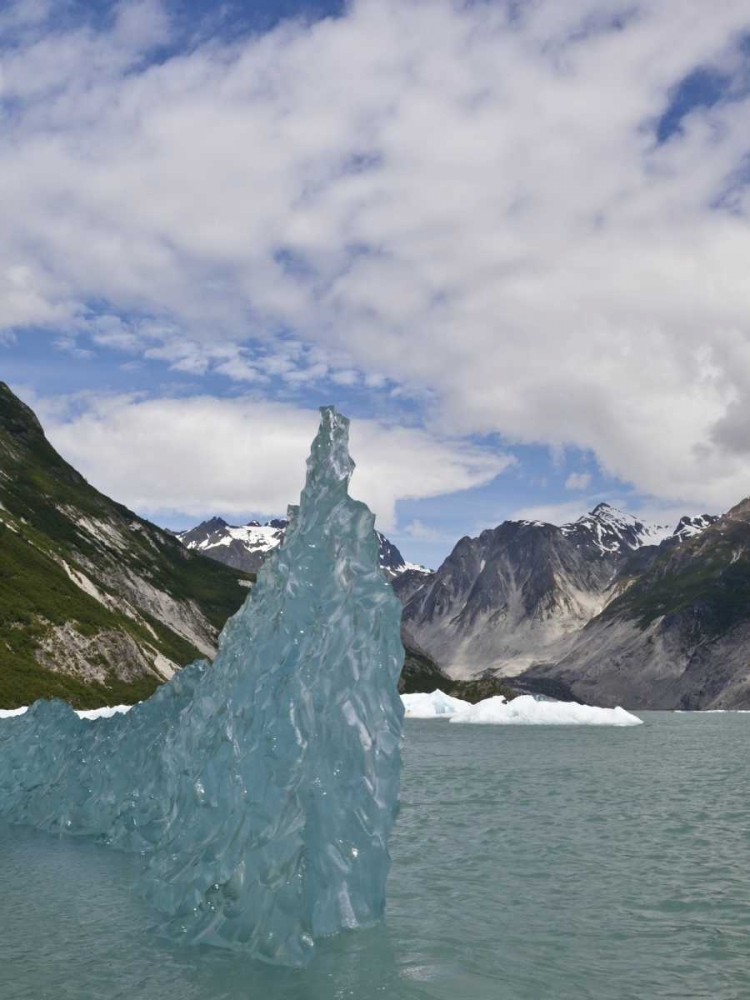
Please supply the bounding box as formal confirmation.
[0,407,405,966]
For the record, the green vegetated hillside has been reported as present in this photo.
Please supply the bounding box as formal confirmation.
[603,499,750,635]
[0,383,253,709]
[399,641,515,703]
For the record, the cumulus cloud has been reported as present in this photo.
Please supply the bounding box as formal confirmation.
[33,392,512,530]
[565,471,592,491]
[511,500,598,527]
[402,519,441,541]
[3,0,750,509]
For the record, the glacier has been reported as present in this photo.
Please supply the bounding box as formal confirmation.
[0,406,405,967]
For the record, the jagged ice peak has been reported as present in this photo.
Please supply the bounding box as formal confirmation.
[0,405,405,966]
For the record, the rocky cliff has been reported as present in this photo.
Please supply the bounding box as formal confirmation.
[0,383,253,708]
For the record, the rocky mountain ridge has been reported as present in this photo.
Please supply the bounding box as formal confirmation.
[0,385,469,708]
[175,516,431,579]
[2,380,743,710]
[399,503,731,706]
[521,502,750,709]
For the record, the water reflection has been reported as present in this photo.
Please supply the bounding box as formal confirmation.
[0,820,439,1000]
[165,924,426,1000]
[8,717,750,1000]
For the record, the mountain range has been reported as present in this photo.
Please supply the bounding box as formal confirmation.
[399,504,750,710]
[0,384,462,708]
[399,505,713,677]
[174,500,750,709]
[174,516,430,578]
[3,380,749,710]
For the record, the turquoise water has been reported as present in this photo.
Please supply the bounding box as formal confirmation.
[2,713,750,999]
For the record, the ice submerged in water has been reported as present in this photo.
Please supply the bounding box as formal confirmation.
[0,407,405,967]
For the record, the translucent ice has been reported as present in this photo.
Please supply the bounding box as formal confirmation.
[0,407,405,966]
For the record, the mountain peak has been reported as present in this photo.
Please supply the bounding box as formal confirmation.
[561,503,668,555]
[671,513,719,541]
[202,516,229,530]
[0,382,46,442]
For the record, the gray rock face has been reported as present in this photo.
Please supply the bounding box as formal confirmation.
[375,530,406,574]
[519,614,750,710]
[392,567,435,605]
[521,503,750,708]
[400,503,715,684]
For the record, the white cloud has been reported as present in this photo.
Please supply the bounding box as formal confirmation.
[33,392,512,531]
[402,519,440,541]
[512,499,597,527]
[3,1,750,510]
[565,471,592,491]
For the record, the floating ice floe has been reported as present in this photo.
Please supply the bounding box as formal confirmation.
[401,690,470,719]
[676,709,750,714]
[3,696,642,726]
[449,694,642,727]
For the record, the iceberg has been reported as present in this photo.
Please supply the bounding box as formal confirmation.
[0,407,405,967]
[450,694,642,726]
[401,689,470,718]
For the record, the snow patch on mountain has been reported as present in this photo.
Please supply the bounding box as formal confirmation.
[181,519,285,556]
[560,502,671,554]
[671,514,719,542]
[402,561,432,575]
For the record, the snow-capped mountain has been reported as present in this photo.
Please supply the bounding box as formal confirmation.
[670,514,719,543]
[523,503,748,709]
[176,518,288,574]
[400,502,715,681]
[560,502,671,553]
[176,517,431,579]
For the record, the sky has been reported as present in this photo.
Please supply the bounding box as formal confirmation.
[2,0,750,567]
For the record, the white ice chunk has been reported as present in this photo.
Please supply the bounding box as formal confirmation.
[450,694,642,726]
[0,705,134,720]
[401,689,471,719]
[75,705,134,720]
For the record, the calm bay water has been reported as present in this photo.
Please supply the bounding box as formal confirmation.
[2,712,750,999]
